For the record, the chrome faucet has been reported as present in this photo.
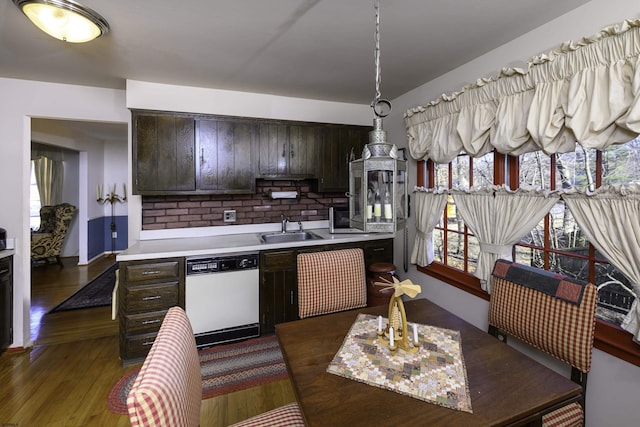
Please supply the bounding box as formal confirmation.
[298,221,303,232]
[281,214,289,233]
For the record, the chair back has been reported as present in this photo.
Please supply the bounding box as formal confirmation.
[127,306,201,427]
[489,260,597,427]
[37,205,58,233]
[297,248,367,319]
[489,260,597,374]
[51,203,76,238]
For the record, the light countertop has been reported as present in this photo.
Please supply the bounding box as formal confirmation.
[117,228,395,261]
[0,249,14,260]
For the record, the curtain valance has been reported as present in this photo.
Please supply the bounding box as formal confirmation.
[405,19,640,163]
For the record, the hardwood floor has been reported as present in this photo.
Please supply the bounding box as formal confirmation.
[0,255,295,426]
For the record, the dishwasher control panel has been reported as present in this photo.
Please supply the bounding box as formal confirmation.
[186,253,258,275]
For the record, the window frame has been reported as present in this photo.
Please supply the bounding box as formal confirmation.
[416,156,640,367]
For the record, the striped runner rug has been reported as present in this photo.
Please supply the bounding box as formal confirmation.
[107,334,288,414]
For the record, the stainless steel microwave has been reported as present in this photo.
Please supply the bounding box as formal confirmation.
[329,206,366,234]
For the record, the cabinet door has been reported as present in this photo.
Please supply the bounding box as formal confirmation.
[319,125,368,192]
[288,125,320,177]
[198,119,256,193]
[259,250,298,333]
[0,257,12,352]
[258,122,289,177]
[258,122,320,179]
[133,113,196,193]
[363,239,394,267]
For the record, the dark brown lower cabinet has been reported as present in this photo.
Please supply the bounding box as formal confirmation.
[259,239,393,333]
[259,250,298,334]
[0,256,12,353]
[118,257,184,365]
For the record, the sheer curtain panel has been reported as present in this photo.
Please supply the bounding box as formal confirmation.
[410,188,448,267]
[33,155,64,206]
[451,186,559,293]
[562,185,640,343]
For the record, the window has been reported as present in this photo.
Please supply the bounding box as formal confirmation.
[515,146,636,327]
[418,139,640,366]
[432,153,495,275]
[30,162,41,231]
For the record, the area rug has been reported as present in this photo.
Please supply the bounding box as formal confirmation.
[107,334,288,415]
[48,263,118,313]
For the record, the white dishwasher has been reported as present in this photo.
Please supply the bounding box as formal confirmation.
[185,253,259,348]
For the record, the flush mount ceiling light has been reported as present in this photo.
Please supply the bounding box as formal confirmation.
[13,0,109,43]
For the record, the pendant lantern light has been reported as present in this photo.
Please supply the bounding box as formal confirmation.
[349,0,408,233]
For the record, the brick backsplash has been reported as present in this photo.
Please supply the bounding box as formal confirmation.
[142,180,348,230]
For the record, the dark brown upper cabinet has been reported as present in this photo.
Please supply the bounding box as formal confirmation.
[133,111,196,193]
[257,122,320,179]
[318,125,369,193]
[198,118,256,193]
[132,109,370,195]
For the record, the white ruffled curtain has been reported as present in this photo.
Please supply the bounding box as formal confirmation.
[405,19,640,164]
[410,188,448,267]
[451,187,560,293]
[562,185,640,343]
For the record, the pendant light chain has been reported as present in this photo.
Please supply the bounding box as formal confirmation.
[371,0,391,118]
[373,0,382,105]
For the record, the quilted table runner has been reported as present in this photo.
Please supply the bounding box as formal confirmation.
[327,313,472,413]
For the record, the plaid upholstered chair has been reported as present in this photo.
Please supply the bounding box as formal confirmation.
[127,306,304,427]
[31,203,76,266]
[489,260,597,427]
[127,306,202,427]
[228,403,305,427]
[296,248,368,319]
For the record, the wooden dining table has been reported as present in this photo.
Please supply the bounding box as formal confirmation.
[275,298,582,426]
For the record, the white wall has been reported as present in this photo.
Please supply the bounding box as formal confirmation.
[0,77,128,349]
[61,150,79,257]
[103,140,129,218]
[388,1,640,426]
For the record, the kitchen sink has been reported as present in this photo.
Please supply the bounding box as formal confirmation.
[260,231,324,244]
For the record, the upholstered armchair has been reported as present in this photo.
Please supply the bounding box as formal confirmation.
[31,203,77,267]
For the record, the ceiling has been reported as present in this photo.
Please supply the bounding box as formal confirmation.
[1,0,589,141]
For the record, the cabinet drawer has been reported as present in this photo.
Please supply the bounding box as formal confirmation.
[261,250,296,270]
[124,283,179,313]
[123,332,158,360]
[124,261,180,283]
[364,239,394,266]
[123,310,168,335]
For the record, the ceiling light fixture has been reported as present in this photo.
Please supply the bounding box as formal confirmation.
[13,0,109,43]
